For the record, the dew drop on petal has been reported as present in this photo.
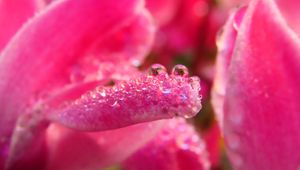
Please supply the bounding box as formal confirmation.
[80,94,87,100]
[183,112,195,119]
[131,59,141,67]
[162,88,172,94]
[189,76,201,90]
[171,64,189,77]
[111,101,120,108]
[96,87,106,97]
[91,93,97,99]
[180,94,188,101]
[148,64,167,76]
[192,105,202,114]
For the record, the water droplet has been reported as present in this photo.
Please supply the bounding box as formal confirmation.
[86,91,96,99]
[177,138,190,150]
[111,101,120,108]
[162,88,172,94]
[98,99,105,103]
[189,76,201,90]
[96,87,106,97]
[179,104,202,119]
[120,84,125,89]
[80,94,87,100]
[172,64,189,77]
[183,113,194,119]
[148,64,167,76]
[192,104,202,114]
[131,59,141,67]
[180,94,188,101]
[91,93,97,99]
[74,99,80,105]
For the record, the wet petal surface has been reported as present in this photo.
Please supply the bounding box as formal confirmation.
[47,65,202,131]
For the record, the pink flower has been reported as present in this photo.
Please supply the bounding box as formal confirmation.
[212,0,300,169]
[0,0,207,169]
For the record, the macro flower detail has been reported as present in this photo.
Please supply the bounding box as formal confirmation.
[4,0,300,169]
[48,64,202,131]
[0,0,206,169]
[212,0,300,169]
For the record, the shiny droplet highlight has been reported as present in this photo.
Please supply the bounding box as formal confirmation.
[172,64,189,77]
[148,64,167,76]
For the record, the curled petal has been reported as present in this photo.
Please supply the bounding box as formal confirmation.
[5,114,48,170]
[122,118,210,170]
[219,0,300,169]
[47,65,202,131]
[212,6,246,128]
[0,0,44,51]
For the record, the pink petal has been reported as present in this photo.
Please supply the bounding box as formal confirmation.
[45,121,165,170]
[217,0,300,169]
[5,114,48,170]
[0,0,152,167]
[0,0,44,51]
[275,0,300,35]
[0,0,146,147]
[85,9,155,67]
[78,11,155,82]
[47,64,202,131]
[212,6,246,128]
[122,118,210,170]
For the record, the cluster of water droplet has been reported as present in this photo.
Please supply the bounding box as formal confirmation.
[52,64,202,131]
[148,64,202,118]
